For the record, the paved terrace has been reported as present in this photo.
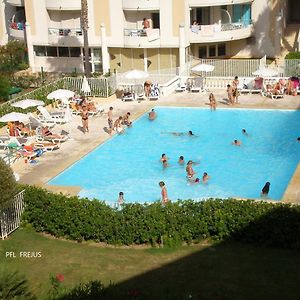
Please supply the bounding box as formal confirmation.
[7,90,300,203]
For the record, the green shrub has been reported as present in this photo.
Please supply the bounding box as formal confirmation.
[23,186,300,249]
[285,52,300,59]
[0,75,10,101]
[0,267,36,300]
[0,158,18,207]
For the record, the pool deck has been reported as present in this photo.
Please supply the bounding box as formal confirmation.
[7,89,300,203]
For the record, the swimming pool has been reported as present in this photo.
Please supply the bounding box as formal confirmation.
[48,107,300,204]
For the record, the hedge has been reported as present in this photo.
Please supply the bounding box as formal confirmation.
[285,52,300,59]
[23,186,300,249]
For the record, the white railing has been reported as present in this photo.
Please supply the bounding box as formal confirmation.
[189,56,261,77]
[204,76,289,90]
[48,28,82,37]
[124,29,147,37]
[0,190,25,240]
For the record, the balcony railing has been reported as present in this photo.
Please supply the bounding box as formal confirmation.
[48,28,82,37]
[189,21,253,42]
[124,29,147,37]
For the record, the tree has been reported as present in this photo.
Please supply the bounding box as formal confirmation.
[0,158,18,206]
[81,0,91,77]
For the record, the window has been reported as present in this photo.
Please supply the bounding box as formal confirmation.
[93,48,101,59]
[46,47,58,57]
[34,46,46,56]
[209,46,216,57]
[70,47,81,57]
[152,13,160,28]
[198,46,206,58]
[58,47,69,57]
[217,44,226,56]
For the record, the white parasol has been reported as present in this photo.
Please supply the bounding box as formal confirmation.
[252,66,280,77]
[47,89,75,100]
[0,112,29,123]
[81,76,91,95]
[11,99,45,109]
[124,69,149,80]
[192,63,215,73]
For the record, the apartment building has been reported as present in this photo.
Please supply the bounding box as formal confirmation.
[0,0,299,74]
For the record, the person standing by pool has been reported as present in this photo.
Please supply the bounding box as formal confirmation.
[149,109,156,120]
[107,106,114,135]
[261,182,270,197]
[232,76,240,104]
[227,84,234,105]
[81,105,89,133]
[118,192,124,205]
[209,93,217,110]
[159,181,169,204]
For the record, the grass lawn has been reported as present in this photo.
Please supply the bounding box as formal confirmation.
[1,228,300,299]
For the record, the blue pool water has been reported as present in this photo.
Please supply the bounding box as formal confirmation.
[48,108,300,204]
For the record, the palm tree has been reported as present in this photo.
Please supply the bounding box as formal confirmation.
[81,0,91,77]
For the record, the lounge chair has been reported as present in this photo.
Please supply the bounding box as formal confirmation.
[175,83,187,93]
[122,92,135,101]
[149,83,160,100]
[35,127,69,144]
[190,77,204,93]
[251,77,264,94]
[57,97,70,110]
[32,142,60,152]
[37,106,66,125]
[29,115,56,129]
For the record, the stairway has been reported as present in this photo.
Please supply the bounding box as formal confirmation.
[280,24,300,58]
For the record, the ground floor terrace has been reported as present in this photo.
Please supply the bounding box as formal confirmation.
[7,90,300,203]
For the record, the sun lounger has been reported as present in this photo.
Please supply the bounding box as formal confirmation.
[37,106,66,125]
[32,142,59,152]
[149,83,160,100]
[190,77,204,93]
[175,84,187,92]
[122,93,135,101]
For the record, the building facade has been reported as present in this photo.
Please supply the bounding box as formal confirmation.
[0,0,299,74]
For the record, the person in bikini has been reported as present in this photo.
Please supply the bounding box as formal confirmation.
[186,160,200,183]
[81,105,89,133]
[159,181,169,204]
[107,106,114,135]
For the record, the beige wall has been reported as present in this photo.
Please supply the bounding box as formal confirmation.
[172,0,185,37]
[93,0,110,36]
[24,0,36,35]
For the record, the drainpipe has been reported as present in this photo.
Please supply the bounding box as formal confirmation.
[25,22,35,72]
[100,23,110,74]
[179,23,186,74]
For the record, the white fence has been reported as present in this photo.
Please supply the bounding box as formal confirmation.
[63,75,117,97]
[189,57,261,77]
[0,190,25,240]
[284,59,300,76]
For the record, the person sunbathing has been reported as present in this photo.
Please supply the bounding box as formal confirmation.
[40,127,68,141]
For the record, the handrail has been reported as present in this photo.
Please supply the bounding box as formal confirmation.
[48,28,82,37]
[190,20,252,33]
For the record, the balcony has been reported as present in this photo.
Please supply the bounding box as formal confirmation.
[189,21,253,43]
[48,28,83,46]
[9,22,25,40]
[122,0,160,10]
[45,0,81,10]
[124,28,160,47]
[6,0,24,6]
[189,0,252,7]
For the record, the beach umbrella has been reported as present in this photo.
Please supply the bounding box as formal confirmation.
[124,69,149,80]
[0,112,29,123]
[191,63,215,72]
[11,99,45,109]
[47,89,75,100]
[81,76,91,95]
[252,66,280,77]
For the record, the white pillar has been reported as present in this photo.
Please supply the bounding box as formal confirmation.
[143,48,147,72]
[100,23,110,74]
[179,24,186,74]
[25,22,35,72]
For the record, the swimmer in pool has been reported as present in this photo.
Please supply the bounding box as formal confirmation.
[232,139,241,146]
[242,129,249,136]
[202,172,210,183]
[148,109,156,120]
[159,181,169,204]
[160,153,169,163]
[186,160,199,183]
[261,182,270,197]
[178,155,185,165]
[161,130,197,136]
